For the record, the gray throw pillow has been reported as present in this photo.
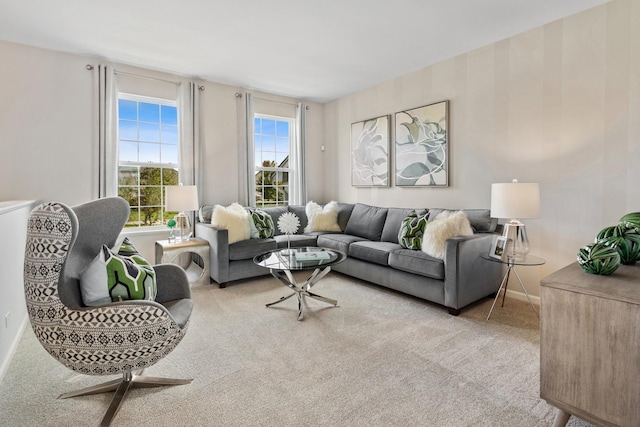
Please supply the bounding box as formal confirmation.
[344,203,388,241]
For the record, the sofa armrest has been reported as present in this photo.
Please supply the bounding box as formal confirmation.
[195,222,229,284]
[443,234,503,310]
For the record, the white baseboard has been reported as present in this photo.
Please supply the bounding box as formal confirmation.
[505,289,540,306]
[0,315,28,383]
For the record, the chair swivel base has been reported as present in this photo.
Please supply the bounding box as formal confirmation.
[59,370,192,427]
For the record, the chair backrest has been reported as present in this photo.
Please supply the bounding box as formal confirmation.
[23,201,78,359]
[60,197,129,308]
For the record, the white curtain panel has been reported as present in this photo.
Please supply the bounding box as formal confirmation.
[290,103,307,205]
[178,82,199,187]
[97,64,118,198]
[237,92,255,206]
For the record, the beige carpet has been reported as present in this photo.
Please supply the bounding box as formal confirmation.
[0,272,593,427]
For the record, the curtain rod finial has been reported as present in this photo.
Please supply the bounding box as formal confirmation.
[235,92,242,98]
[86,64,94,70]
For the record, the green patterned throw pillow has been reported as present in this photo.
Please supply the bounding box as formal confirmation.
[80,238,157,306]
[398,211,429,250]
[250,208,275,238]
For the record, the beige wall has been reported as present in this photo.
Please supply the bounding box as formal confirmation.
[324,0,640,297]
[0,41,326,260]
[1,0,638,299]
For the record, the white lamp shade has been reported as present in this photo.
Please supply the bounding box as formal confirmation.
[165,185,199,212]
[490,181,540,219]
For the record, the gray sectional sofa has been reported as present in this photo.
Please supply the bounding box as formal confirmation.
[195,202,503,315]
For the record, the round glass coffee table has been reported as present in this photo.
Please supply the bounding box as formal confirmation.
[253,247,346,320]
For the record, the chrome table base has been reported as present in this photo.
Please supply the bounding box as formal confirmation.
[59,370,192,427]
[266,266,337,320]
[486,262,539,321]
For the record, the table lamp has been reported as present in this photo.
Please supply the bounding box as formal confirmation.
[165,185,199,241]
[490,179,540,260]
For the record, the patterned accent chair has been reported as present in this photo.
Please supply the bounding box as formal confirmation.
[23,198,193,427]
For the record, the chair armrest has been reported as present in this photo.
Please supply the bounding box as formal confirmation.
[154,263,191,302]
[443,234,503,309]
[195,222,229,283]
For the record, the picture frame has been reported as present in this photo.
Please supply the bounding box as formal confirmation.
[351,115,390,187]
[394,100,448,187]
[489,236,508,260]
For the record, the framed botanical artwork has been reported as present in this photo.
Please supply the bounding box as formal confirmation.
[351,115,390,187]
[394,100,449,187]
[489,236,508,260]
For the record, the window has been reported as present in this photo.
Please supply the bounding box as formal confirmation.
[254,115,293,207]
[117,95,180,228]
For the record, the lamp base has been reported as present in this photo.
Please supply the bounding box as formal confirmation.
[502,220,530,261]
[173,212,192,242]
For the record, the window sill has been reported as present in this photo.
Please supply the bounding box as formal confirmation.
[121,227,171,237]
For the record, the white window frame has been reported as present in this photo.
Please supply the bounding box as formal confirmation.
[254,114,294,208]
[116,93,181,231]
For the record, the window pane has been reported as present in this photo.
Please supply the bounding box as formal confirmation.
[140,186,162,207]
[139,122,160,142]
[275,153,288,165]
[161,124,178,144]
[140,167,162,185]
[276,137,288,151]
[276,121,289,136]
[118,186,139,208]
[126,208,141,228]
[139,102,160,123]
[119,119,137,140]
[139,206,161,226]
[262,135,275,151]
[161,105,177,125]
[261,119,275,134]
[254,117,261,132]
[119,99,137,120]
[119,141,138,162]
[162,168,179,185]
[118,166,139,186]
[139,142,160,163]
[161,144,178,164]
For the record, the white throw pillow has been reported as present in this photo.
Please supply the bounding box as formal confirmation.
[211,203,251,244]
[304,201,342,232]
[421,210,474,259]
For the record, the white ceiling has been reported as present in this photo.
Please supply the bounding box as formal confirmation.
[0,0,608,103]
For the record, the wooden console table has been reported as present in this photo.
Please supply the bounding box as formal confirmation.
[540,262,640,427]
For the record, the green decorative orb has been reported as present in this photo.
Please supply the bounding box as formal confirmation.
[167,219,177,228]
[577,242,621,275]
[596,224,640,265]
[619,212,640,232]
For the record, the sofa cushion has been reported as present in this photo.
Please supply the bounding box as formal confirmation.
[422,211,474,259]
[211,203,251,244]
[398,211,429,249]
[317,233,367,254]
[388,249,445,280]
[428,208,496,233]
[381,207,427,243]
[287,205,308,233]
[262,206,289,235]
[349,241,402,266]
[275,234,318,249]
[336,203,355,231]
[344,203,388,241]
[229,238,277,261]
[304,201,342,232]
